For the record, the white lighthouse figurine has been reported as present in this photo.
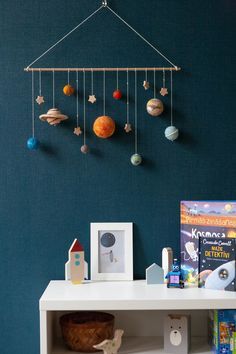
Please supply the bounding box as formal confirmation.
[65,239,88,284]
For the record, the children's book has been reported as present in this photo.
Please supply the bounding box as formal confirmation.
[180,201,236,286]
[198,236,236,291]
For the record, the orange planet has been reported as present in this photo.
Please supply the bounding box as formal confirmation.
[93,116,115,138]
[63,84,75,96]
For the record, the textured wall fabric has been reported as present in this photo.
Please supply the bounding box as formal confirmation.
[0,1,236,353]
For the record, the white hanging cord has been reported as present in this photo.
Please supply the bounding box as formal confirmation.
[116,68,119,90]
[83,69,86,144]
[52,70,55,107]
[135,69,138,154]
[103,69,106,116]
[67,69,70,85]
[26,5,104,69]
[106,5,178,69]
[126,69,129,124]
[39,69,42,96]
[170,70,173,126]
[91,68,94,95]
[32,71,35,137]
[153,68,156,98]
[76,70,79,127]
[163,68,165,87]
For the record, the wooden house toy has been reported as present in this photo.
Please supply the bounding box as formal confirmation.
[65,239,88,284]
[146,263,164,284]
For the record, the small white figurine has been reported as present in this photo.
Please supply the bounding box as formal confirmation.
[93,329,124,354]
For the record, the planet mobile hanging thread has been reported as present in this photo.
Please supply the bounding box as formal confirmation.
[27,71,40,150]
[88,69,97,104]
[103,69,106,116]
[39,70,69,126]
[63,69,75,96]
[146,68,164,117]
[164,70,179,141]
[153,68,156,99]
[36,70,45,105]
[74,70,82,136]
[113,68,122,99]
[143,68,150,90]
[131,69,142,166]
[81,69,89,153]
[124,69,132,133]
[160,68,168,96]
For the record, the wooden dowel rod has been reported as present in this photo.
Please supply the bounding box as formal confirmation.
[24,67,181,72]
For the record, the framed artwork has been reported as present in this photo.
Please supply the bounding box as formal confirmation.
[90,222,133,281]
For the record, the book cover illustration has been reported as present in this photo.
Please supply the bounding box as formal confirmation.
[198,237,236,291]
[180,201,236,285]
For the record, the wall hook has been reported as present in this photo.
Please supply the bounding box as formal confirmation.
[102,0,108,7]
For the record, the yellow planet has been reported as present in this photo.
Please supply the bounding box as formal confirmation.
[224,203,233,212]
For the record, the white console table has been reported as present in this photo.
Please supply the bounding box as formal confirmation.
[39,280,236,354]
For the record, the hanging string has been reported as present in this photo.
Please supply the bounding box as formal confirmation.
[26,5,104,69]
[145,68,147,82]
[170,70,173,126]
[39,70,42,96]
[126,69,129,124]
[153,68,156,98]
[32,71,35,137]
[25,4,178,69]
[106,5,177,68]
[52,70,55,107]
[163,68,165,88]
[116,68,119,90]
[83,69,86,144]
[91,68,94,95]
[76,70,79,127]
[67,69,70,85]
[135,69,138,154]
[103,69,106,116]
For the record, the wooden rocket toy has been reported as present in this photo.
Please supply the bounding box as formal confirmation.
[65,239,88,284]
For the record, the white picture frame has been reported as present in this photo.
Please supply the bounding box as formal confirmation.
[90,222,133,281]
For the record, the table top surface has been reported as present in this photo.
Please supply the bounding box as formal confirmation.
[40,280,236,310]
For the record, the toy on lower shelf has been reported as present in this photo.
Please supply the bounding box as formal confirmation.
[165,259,185,289]
[164,314,191,354]
[210,309,236,354]
[93,329,124,354]
[146,263,164,285]
[65,239,88,284]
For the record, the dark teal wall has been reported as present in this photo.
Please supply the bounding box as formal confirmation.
[1,1,236,353]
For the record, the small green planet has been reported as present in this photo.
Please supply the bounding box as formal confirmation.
[131,153,142,166]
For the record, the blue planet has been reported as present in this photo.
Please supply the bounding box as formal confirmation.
[27,137,40,150]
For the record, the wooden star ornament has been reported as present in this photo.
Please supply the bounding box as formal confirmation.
[88,95,97,104]
[74,127,83,136]
[143,81,150,90]
[160,87,168,96]
[124,123,132,133]
[36,96,45,105]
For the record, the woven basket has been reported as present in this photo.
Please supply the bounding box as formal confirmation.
[60,312,115,352]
